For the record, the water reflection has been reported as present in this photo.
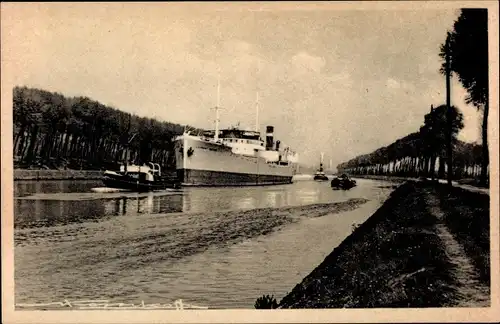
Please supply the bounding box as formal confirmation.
[235,197,255,210]
[265,191,278,206]
[15,180,103,197]
[15,193,185,229]
[15,197,107,229]
[102,195,184,216]
[15,179,384,230]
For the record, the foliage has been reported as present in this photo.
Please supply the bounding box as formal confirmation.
[337,104,481,180]
[440,9,488,108]
[439,8,489,185]
[254,294,279,309]
[420,105,463,158]
[13,86,202,170]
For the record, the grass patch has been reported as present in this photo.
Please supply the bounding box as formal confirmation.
[278,181,458,308]
[255,295,278,309]
[434,184,490,285]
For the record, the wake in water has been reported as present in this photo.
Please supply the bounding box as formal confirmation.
[16,298,208,310]
[14,197,372,305]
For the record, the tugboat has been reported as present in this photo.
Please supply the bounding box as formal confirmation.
[313,152,329,181]
[331,173,357,190]
[102,162,181,192]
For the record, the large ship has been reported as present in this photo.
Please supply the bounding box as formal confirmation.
[174,125,299,186]
[174,82,298,186]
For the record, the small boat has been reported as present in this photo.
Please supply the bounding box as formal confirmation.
[313,171,329,181]
[331,174,357,190]
[102,162,181,192]
[313,152,329,181]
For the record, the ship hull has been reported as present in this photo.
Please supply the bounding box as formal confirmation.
[102,172,181,192]
[178,168,293,186]
[175,134,296,187]
[102,177,160,192]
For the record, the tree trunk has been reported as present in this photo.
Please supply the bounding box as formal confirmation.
[14,124,27,156]
[424,157,430,177]
[438,156,445,179]
[24,125,39,164]
[44,129,57,161]
[72,136,81,161]
[61,132,71,157]
[56,131,67,156]
[20,127,32,160]
[50,131,62,158]
[480,101,489,186]
[445,33,453,186]
[430,156,437,180]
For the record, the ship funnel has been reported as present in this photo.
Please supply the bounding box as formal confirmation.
[275,140,281,151]
[265,126,274,150]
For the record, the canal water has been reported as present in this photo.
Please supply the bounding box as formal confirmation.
[14,178,395,309]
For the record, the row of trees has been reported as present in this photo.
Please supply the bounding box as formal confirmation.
[337,105,485,180]
[338,9,489,185]
[13,86,199,170]
[441,8,489,185]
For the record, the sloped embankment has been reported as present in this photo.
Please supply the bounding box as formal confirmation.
[278,181,490,308]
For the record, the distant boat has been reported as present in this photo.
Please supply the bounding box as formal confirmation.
[313,152,329,181]
[313,171,329,181]
[102,162,181,192]
[331,174,357,190]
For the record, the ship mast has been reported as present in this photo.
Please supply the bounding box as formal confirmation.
[214,75,221,141]
[255,92,259,132]
[255,58,261,134]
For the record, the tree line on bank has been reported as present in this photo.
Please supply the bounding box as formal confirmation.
[338,9,489,185]
[13,86,201,171]
[336,104,485,180]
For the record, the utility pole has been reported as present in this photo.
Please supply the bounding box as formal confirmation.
[445,32,453,187]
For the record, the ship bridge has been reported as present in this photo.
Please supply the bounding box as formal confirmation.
[200,128,266,156]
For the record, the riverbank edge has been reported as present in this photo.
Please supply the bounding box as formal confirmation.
[13,170,321,181]
[276,180,490,308]
[14,169,103,180]
[12,169,483,186]
[351,174,416,182]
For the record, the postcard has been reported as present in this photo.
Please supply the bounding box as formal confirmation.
[2,1,498,323]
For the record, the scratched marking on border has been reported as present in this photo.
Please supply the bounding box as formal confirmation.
[16,299,209,310]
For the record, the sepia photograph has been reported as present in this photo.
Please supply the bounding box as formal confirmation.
[1,1,498,323]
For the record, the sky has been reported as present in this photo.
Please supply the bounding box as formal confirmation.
[4,3,484,169]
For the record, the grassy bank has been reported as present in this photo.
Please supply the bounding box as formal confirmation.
[435,185,490,285]
[352,174,489,191]
[351,174,415,182]
[276,181,490,308]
